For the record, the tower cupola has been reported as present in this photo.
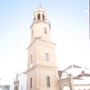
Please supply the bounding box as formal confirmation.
[33,6,48,23]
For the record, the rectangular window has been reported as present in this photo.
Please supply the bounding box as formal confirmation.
[30,78,32,88]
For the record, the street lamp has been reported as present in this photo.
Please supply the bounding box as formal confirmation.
[58,71,62,90]
[68,74,73,90]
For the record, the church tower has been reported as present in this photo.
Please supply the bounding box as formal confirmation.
[26,6,58,90]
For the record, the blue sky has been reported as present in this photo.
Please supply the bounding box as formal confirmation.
[0,0,89,85]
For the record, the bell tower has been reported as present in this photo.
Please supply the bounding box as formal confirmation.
[30,6,51,42]
[26,6,58,90]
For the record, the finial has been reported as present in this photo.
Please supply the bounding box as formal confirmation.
[39,3,42,8]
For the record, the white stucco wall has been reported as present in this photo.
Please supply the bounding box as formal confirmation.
[18,74,26,90]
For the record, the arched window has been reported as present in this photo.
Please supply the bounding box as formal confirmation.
[30,78,32,88]
[45,53,49,61]
[46,76,50,88]
[37,13,40,20]
[44,28,47,34]
[33,17,36,21]
[42,14,45,21]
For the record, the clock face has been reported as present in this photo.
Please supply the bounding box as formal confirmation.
[44,28,47,34]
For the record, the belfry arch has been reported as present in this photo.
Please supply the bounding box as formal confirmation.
[37,13,41,20]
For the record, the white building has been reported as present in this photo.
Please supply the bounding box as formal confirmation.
[14,73,26,90]
[58,64,90,90]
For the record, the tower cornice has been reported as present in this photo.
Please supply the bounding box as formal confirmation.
[25,64,58,74]
[27,38,56,50]
[30,21,51,30]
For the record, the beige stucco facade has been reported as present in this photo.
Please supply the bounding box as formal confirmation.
[27,39,57,68]
[26,7,59,90]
